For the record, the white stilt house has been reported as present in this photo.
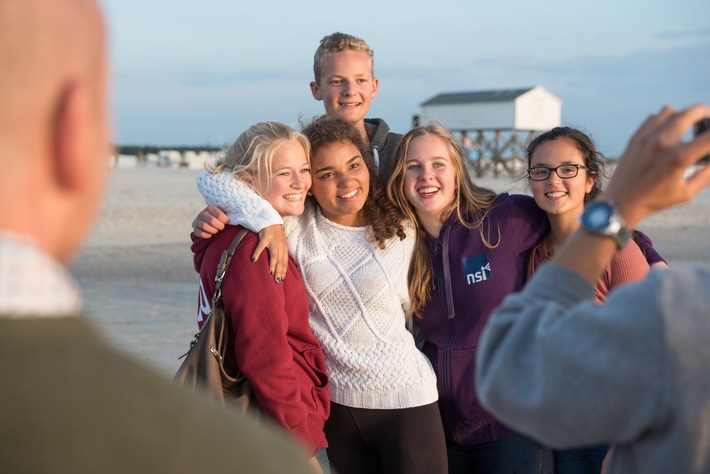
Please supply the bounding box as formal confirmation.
[416,86,562,177]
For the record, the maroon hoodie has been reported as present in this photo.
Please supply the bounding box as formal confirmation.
[192,225,330,454]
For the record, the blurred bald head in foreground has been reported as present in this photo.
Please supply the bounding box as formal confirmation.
[0,2,317,473]
[0,0,109,261]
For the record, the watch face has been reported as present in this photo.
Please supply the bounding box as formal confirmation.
[580,200,629,248]
[584,202,612,230]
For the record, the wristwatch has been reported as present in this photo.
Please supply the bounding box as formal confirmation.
[579,200,631,249]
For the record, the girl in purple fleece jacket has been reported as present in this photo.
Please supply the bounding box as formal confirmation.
[387,123,665,473]
[387,123,552,472]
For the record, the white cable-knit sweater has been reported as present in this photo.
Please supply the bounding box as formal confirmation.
[197,170,438,409]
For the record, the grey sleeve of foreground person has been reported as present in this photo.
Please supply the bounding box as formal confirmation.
[476,263,710,473]
[475,263,664,448]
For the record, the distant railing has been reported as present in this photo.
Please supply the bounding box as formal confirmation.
[457,129,539,179]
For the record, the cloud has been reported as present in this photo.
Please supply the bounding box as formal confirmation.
[538,42,710,155]
[374,41,710,155]
[655,28,710,39]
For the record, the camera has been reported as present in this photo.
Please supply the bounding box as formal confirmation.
[695,117,710,164]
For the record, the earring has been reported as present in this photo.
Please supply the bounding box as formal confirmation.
[307,191,313,196]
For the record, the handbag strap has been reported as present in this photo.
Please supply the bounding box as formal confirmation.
[212,228,250,307]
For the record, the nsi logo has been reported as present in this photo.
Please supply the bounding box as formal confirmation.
[462,254,492,285]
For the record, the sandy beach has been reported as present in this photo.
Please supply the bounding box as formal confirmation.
[70,167,710,376]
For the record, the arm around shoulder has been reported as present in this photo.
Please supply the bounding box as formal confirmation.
[197,170,283,232]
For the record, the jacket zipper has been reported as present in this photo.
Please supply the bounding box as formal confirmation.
[438,226,458,441]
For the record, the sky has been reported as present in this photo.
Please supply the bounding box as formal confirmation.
[101,0,710,157]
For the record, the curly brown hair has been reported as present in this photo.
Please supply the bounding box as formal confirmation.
[302,116,407,248]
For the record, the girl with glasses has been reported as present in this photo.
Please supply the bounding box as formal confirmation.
[526,127,650,302]
[525,127,651,473]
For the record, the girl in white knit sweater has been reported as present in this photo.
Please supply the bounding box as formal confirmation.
[194,118,446,474]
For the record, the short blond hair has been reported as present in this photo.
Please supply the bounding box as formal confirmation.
[312,32,374,84]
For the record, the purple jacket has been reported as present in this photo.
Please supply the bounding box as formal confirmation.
[417,193,548,446]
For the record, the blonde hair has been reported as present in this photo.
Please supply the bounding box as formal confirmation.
[211,122,310,192]
[313,32,374,84]
[387,122,499,317]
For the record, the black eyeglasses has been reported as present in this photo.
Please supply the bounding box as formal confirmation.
[527,164,587,181]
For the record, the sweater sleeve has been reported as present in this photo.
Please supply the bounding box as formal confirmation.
[222,237,314,451]
[476,263,666,449]
[196,170,282,232]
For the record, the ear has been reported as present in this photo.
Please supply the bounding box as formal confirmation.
[237,170,253,186]
[371,77,379,98]
[53,81,92,193]
[310,81,323,101]
[586,174,596,194]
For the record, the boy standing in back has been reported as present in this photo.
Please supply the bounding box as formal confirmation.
[309,32,401,185]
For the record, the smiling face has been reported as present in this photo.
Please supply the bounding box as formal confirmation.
[309,50,378,130]
[310,139,370,226]
[254,141,311,218]
[403,133,457,232]
[529,138,595,220]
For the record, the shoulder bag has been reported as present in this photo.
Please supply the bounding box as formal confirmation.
[174,228,259,416]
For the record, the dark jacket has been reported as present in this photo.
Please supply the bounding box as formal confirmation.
[416,193,548,446]
[365,117,402,187]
